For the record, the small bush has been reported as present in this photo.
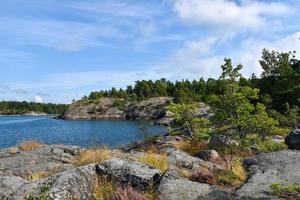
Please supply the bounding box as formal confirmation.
[190,170,216,185]
[113,99,127,110]
[270,183,300,199]
[138,151,169,172]
[113,186,148,200]
[257,140,288,153]
[75,148,111,166]
[19,140,42,151]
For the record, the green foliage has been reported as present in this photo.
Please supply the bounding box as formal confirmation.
[254,49,300,111]
[257,140,288,153]
[0,101,68,115]
[25,185,50,200]
[270,183,300,199]
[168,102,211,141]
[215,169,240,186]
[112,99,127,110]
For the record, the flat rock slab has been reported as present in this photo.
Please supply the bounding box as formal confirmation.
[235,150,300,199]
[158,171,229,200]
[0,145,83,178]
[0,164,97,200]
[96,158,162,191]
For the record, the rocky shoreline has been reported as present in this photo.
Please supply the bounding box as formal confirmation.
[0,132,299,200]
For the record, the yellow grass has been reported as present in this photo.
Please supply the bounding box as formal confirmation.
[215,158,247,187]
[9,147,19,155]
[138,151,169,172]
[19,140,42,151]
[173,140,208,156]
[93,178,115,200]
[75,148,111,166]
[231,159,247,184]
[27,170,51,181]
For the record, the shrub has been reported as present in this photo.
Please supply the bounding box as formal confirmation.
[257,140,288,153]
[190,170,216,185]
[270,183,300,199]
[113,99,127,110]
[113,186,148,200]
[19,140,42,151]
[75,148,111,166]
[138,151,169,172]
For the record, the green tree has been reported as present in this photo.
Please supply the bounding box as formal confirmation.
[168,102,210,141]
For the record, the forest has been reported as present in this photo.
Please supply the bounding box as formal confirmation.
[0,101,68,115]
[80,49,300,115]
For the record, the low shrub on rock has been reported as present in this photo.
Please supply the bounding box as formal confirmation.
[190,170,216,185]
[270,183,300,199]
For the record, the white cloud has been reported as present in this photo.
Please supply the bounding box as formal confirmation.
[172,0,290,31]
[34,95,43,103]
[156,31,300,80]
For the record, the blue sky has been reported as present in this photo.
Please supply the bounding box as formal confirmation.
[0,0,299,103]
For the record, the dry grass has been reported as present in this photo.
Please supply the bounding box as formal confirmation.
[138,151,169,172]
[173,140,208,156]
[215,158,247,187]
[27,170,52,181]
[19,140,42,151]
[9,147,19,155]
[231,159,247,183]
[93,178,115,200]
[178,168,191,178]
[75,148,111,166]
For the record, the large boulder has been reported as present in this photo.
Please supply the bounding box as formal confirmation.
[158,171,229,200]
[285,129,300,150]
[166,148,223,172]
[0,164,97,200]
[234,150,300,199]
[0,145,83,178]
[96,158,162,191]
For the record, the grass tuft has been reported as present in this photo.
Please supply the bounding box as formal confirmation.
[75,148,111,166]
[173,140,208,156]
[215,158,247,187]
[93,178,115,200]
[270,183,300,199]
[27,171,52,181]
[19,140,42,151]
[138,151,169,172]
[9,147,19,155]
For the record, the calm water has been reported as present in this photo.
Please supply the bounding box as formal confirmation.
[0,116,166,148]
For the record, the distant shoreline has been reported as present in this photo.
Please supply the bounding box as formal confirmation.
[0,113,58,117]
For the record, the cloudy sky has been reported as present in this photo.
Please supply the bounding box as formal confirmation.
[0,0,299,103]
